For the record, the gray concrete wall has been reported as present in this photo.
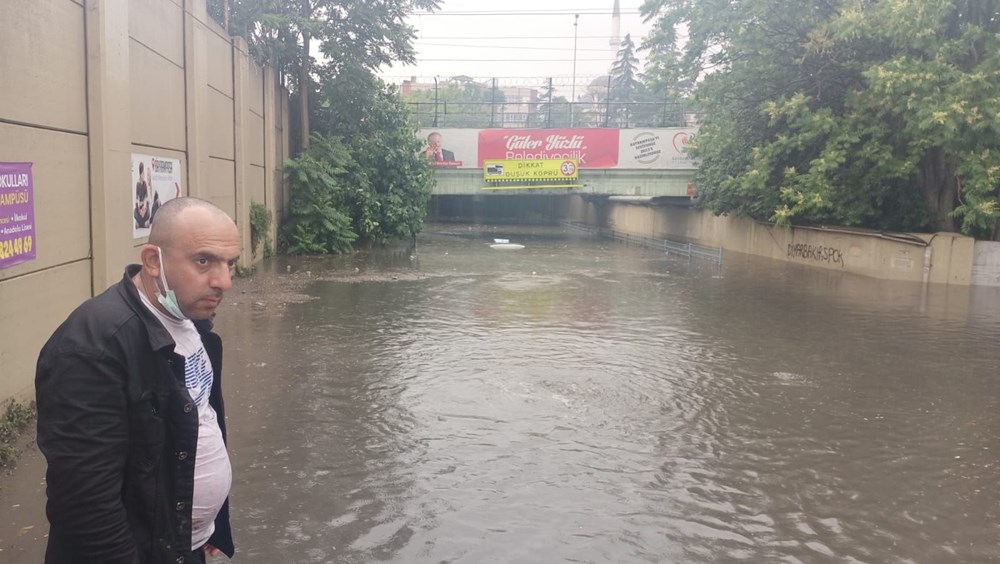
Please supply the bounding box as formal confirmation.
[568,198,975,286]
[0,0,290,402]
[972,241,1000,287]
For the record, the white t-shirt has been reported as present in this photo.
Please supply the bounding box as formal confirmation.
[139,292,233,550]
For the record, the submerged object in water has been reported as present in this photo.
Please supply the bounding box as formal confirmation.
[490,243,525,250]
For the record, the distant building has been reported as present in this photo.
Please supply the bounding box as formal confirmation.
[489,84,539,128]
[399,76,436,96]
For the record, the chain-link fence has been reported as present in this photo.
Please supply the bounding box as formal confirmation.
[390,75,699,130]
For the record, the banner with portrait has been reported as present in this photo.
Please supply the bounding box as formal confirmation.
[416,128,698,170]
[417,129,480,169]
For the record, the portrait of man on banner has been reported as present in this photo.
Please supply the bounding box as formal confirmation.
[423,131,461,168]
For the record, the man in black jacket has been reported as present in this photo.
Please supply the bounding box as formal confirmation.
[36,197,241,564]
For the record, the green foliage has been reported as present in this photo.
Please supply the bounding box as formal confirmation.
[643,0,1000,237]
[227,0,441,150]
[224,2,437,253]
[608,34,644,127]
[280,72,434,252]
[0,399,35,468]
[249,201,273,259]
[280,134,359,254]
[313,69,435,244]
[229,0,440,72]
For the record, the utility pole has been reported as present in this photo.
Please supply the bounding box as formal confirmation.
[571,14,579,127]
[433,76,439,127]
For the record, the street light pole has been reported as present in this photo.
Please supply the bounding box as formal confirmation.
[433,76,439,127]
[571,14,579,127]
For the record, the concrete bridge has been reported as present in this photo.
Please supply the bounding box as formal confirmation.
[422,127,699,206]
[430,166,697,204]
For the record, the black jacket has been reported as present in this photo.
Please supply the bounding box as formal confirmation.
[36,266,235,563]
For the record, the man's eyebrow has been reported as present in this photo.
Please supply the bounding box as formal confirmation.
[192,251,240,262]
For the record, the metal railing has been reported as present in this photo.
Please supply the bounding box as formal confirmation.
[397,76,699,130]
[405,101,697,129]
[561,221,723,264]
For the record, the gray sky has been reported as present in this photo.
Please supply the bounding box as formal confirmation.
[381,1,656,87]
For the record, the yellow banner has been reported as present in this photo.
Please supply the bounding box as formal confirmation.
[483,159,579,182]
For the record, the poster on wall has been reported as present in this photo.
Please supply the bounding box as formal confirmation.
[132,153,182,239]
[0,162,36,270]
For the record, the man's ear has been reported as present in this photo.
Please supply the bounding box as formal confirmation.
[138,244,161,277]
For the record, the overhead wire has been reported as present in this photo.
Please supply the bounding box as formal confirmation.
[413,9,642,16]
[397,5,648,79]
[415,35,634,40]
[415,58,622,62]
[419,43,624,52]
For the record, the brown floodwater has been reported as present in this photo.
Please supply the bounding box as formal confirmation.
[3,223,1000,563]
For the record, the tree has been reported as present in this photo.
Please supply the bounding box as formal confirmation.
[534,79,571,128]
[640,22,694,127]
[608,34,644,127]
[841,1,1000,236]
[314,68,435,243]
[280,134,359,254]
[641,0,1000,236]
[227,0,440,153]
[279,67,434,253]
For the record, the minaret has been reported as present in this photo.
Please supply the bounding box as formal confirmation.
[610,0,621,47]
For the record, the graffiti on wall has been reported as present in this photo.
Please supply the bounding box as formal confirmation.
[787,243,845,267]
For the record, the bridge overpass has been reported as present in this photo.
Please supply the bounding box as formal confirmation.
[430,167,697,203]
[423,127,699,206]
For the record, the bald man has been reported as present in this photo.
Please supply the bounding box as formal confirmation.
[36,198,241,564]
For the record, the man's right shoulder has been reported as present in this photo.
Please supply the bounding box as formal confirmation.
[40,283,143,360]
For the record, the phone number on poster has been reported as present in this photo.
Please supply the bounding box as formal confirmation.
[0,235,33,260]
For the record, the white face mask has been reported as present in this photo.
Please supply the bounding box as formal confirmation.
[155,246,187,319]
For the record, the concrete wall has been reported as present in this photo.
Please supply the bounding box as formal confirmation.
[0,0,289,402]
[972,242,1000,287]
[569,198,975,286]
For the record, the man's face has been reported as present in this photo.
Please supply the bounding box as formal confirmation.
[158,208,241,320]
[428,134,442,152]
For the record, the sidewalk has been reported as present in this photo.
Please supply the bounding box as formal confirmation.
[0,439,47,563]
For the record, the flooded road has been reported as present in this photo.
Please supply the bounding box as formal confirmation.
[3,223,1000,562]
[219,224,1000,563]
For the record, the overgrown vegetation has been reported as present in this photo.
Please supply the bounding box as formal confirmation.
[279,78,435,255]
[280,135,359,254]
[224,0,440,153]
[218,1,438,255]
[0,399,35,468]
[249,201,273,259]
[641,0,1000,237]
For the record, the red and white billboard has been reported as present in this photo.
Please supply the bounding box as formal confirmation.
[477,129,620,168]
[417,128,698,170]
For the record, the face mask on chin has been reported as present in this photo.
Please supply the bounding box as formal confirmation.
[155,246,187,320]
